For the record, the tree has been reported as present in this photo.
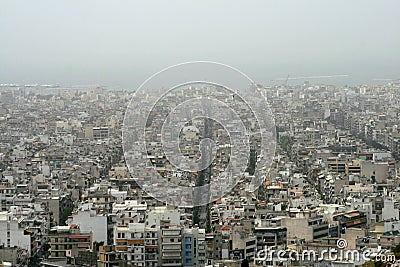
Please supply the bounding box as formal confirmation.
[28,255,40,267]
[247,149,256,175]
[241,259,249,267]
[93,241,105,252]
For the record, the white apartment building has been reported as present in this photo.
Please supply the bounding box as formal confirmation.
[0,212,31,255]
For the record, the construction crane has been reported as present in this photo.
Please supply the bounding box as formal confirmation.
[271,74,349,85]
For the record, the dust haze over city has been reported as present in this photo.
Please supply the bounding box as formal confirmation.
[1,1,400,267]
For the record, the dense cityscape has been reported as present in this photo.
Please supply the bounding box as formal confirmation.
[0,80,400,267]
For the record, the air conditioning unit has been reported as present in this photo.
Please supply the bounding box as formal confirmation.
[66,250,72,257]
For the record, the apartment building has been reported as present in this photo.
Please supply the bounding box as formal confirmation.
[48,225,92,259]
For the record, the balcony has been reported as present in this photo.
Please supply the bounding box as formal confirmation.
[115,246,127,252]
[162,230,181,236]
[128,239,144,245]
[162,263,182,267]
[162,252,181,258]
[162,244,181,251]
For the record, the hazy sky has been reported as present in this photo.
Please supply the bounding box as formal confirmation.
[1,0,399,88]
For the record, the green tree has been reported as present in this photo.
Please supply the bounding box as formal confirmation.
[28,255,40,267]
[247,149,256,175]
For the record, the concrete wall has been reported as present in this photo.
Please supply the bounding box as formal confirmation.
[282,217,313,242]
[0,220,31,255]
[72,210,107,243]
[382,198,399,221]
[342,228,365,250]
[361,161,388,183]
